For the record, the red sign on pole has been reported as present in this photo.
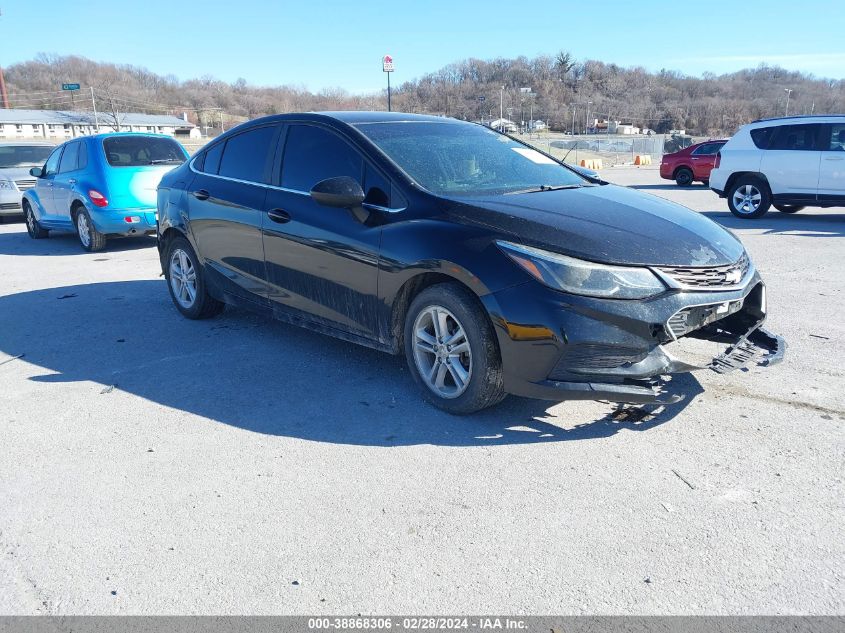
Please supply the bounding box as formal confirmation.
[382,55,394,73]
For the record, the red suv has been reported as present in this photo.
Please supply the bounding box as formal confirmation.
[660,140,727,186]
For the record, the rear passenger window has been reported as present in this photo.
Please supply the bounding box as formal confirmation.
[826,124,845,151]
[58,142,80,173]
[768,124,823,151]
[202,142,224,175]
[281,125,363,192]
[692,143,720,156]
[750,127,775,149]
[217,125,278,183]
[77,142,88,170]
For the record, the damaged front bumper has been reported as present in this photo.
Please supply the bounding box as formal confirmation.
[483,271,786,404]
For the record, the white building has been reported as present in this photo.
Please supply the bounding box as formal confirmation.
[0,109,201,140]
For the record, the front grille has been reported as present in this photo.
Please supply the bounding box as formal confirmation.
[14,179,36,191]
[658,253,750,289]
[666,299,745,340]
[0,202,22,211]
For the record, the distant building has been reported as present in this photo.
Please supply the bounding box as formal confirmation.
[0,109,201,140]
[488,118,518,133]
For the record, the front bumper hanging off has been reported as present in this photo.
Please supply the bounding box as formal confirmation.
[487,277,786,405]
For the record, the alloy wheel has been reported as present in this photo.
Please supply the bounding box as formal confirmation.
[77,213,91,247]
[732,184,762,214]
[412,305,472,399]
[26,208,36,234]
[169,249,198,309]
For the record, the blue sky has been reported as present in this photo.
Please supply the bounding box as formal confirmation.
[2,0,843,92]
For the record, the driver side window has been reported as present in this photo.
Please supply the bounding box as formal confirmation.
[44,147,63,177]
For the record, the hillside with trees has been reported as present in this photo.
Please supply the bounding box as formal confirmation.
[4,52,844,135]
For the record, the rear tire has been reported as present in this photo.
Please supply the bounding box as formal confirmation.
[728,176,771,219]
[165,236,225,319]
[75,208,106,252]
[23,201,48,239]
[774,204,804,214]
[674,167,693,186]
[403,283,505,414]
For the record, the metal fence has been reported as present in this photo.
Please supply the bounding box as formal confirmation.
[522,133,709,167]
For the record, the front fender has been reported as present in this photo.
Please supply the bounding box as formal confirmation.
[22,191,46,220]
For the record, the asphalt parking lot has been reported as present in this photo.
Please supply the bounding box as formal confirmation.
[0,166,842,615]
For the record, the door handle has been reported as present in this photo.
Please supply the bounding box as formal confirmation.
[46,182,53,187]
[68,179,77,184]
[267,208,291,224]
[191,189,210,200]
[824,156,844,161]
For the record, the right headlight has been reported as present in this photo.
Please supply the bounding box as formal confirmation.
[497,241,666,299]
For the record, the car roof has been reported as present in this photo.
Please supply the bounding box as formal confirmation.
[245,111,464,127]
[750,114,845,125]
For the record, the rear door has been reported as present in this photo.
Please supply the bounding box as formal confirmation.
[818,122,845,202]
[188,123,281,305]
[690,142,722,180]
[759,123,823,199]
[261,122,384,338]
[52,140,85,221]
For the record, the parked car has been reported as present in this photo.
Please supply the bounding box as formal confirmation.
[710,115,845,218]
[660,139,727,186]
[0,142,54,222]
[157,112,784,414]
[23,133,188,250]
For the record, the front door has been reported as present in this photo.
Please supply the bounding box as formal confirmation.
[818,122,845,202]
[187,123,281,305]
[261,123,384,339]
[759,123,822,200]
[33,146,63,222]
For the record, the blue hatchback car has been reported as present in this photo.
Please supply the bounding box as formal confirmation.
[22,133,188,251]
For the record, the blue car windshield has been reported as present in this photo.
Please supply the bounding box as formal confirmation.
[102,136,187,167]
[355,121,586,196]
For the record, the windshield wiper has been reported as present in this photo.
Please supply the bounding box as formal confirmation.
[149,158,184,165]
[505,184,584,195]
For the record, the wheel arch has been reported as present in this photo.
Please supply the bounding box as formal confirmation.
[388,271,495,356]
[672,164,693,179]
[725,171,770,195]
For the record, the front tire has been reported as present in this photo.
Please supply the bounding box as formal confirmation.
[165,236,224,319]
[404,283,505,414]
[774,204,804,214]
[75,208,106,251]
[23,201,48,239]
[674,167,693,186]
[728,176,771,219]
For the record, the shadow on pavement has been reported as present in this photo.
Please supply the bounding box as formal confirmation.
[0,280,702,447]
[629,184,708,191]
[700,208,845,237]
[0,225,157,256]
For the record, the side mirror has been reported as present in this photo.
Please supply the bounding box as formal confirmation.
[30,167,43,178]
[310,176,365,209]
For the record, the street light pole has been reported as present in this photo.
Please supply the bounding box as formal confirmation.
[585,101,592,135]
[784,88,793,116]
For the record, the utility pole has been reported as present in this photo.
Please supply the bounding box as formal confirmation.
[220,110,224,133]
[784,88,793,116]
[571,105,576,136]
[90,87,100,132]
[0,8,10,109]
[585,101,592,134]
[500,85,504,131]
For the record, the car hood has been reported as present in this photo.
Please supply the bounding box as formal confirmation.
[446,184,744,266]
[0,167,36,182]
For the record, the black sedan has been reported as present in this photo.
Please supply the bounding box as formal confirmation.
[156,112,784,414]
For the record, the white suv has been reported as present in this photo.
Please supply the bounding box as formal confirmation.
[709,115,845,219]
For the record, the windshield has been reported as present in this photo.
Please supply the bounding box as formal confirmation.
[0,145,54,168]
[355,121,586,196]
[102,136,187,167]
